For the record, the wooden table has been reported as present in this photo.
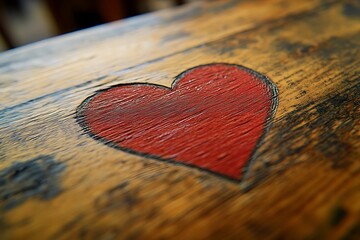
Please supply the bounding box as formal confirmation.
[0,0,359,239]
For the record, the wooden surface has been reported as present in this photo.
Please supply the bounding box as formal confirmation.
[0,0,359,239]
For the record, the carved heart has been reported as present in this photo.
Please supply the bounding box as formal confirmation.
[77,63,278,181]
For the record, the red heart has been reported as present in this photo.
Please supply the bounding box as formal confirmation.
[77,63,278,181]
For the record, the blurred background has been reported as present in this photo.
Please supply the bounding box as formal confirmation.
[0,0,200,52]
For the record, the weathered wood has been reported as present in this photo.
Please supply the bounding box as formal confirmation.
[0,0,359,239]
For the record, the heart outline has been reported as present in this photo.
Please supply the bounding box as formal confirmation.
[76,63,279,183]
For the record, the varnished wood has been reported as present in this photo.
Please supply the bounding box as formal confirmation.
[0,0,359,239]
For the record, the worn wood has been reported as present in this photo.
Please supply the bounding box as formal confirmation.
[0,0,359,239]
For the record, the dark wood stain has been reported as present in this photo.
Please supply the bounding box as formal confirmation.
[0,155,66,210]
[330,205,348,227]
[343,1,360,18]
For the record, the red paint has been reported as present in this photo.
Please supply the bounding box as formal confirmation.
[78,64,277,180]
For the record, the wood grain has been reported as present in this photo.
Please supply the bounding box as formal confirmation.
[0,0,359,239]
